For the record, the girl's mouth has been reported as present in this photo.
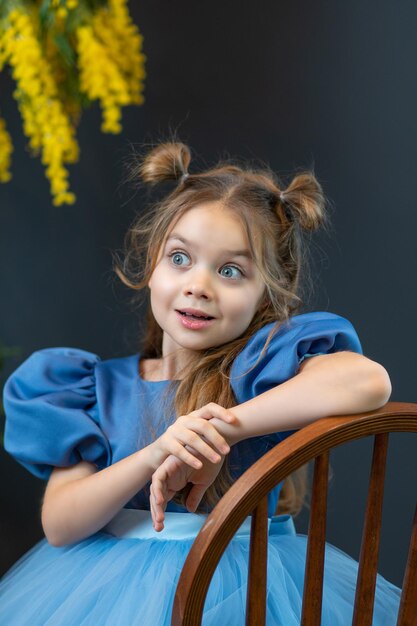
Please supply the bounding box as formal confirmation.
[175,311,216,330]
[177,310,214,320]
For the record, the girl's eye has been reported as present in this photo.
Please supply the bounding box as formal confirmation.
[220,265,244,279]
[169,251,190,266]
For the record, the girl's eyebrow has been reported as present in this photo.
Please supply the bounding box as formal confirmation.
[166,233,252,260]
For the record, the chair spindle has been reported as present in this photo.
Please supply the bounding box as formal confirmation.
[245,495,269,626]
[352,433,389,626]
[396,503,417,626]
[301,452,329,626]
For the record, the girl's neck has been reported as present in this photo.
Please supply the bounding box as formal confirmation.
[139,356,185,382]
[139,358,168,382]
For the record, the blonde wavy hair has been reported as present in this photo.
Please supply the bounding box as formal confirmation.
[114,140,326,515]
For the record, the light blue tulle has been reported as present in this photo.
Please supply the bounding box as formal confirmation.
[0,510,401,625]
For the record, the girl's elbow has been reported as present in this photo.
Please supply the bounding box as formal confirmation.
[42,520,61,547]
[41,503,69,547]
[43,524,71,548]
[45,533,64,548]
[365,362,392,408]
[41,513,60,547]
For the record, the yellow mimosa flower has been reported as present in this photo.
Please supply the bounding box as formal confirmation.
[0,0,145,205]
[0,117,13,182]
[1,7,78,205]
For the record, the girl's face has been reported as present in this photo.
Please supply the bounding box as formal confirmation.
[148,202,266,360]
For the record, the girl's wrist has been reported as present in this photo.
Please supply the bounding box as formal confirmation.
[144,441,167,473]
[209,415,242,447]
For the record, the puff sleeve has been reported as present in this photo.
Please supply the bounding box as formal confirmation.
[2,347,112,481]
[230,312,363,406]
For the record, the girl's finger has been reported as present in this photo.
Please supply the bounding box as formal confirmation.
[169,441,203,469]
[194,404,237,424]
[176,427,224,463]
[179,419,230,456]
[150,486,165,530]
[150,487,161,530]
[150,483,161,519]
[151,477,165,512]
[152,474,166,506]
[186,484,206,513]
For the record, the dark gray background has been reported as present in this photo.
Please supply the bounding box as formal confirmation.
[1,1,416,588]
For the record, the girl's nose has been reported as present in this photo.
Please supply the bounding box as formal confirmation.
[183,270,213,300]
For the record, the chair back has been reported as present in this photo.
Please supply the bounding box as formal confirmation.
[171,402,417,626]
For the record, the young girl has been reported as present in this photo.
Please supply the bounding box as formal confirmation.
[0,141,400,625]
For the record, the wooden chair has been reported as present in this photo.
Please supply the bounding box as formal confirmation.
[171,402,417,626]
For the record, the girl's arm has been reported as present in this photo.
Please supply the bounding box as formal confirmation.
[41,409,234,547]
[210,351,391,445]
[150,352,391,527]
[42,451,161,547]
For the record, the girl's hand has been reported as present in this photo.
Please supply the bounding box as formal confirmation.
[149,403,236,471]
[150,451,225,531]
[150,455,192,531]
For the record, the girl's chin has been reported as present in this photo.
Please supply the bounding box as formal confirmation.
[163,319,245,352]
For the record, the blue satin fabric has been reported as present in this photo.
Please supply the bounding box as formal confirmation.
[2,311,362,517]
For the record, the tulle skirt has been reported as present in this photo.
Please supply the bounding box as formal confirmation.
[0,508,401,625]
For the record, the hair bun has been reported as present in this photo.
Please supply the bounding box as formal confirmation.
[280,172,325,231]
[138,142,191,185]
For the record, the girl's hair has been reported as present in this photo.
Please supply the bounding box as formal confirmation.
[114,140,326,515]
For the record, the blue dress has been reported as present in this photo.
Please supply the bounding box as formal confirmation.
[0,312,400,625]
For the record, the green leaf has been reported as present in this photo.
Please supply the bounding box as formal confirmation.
[54,32,76,66]
[39,0,54,31]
